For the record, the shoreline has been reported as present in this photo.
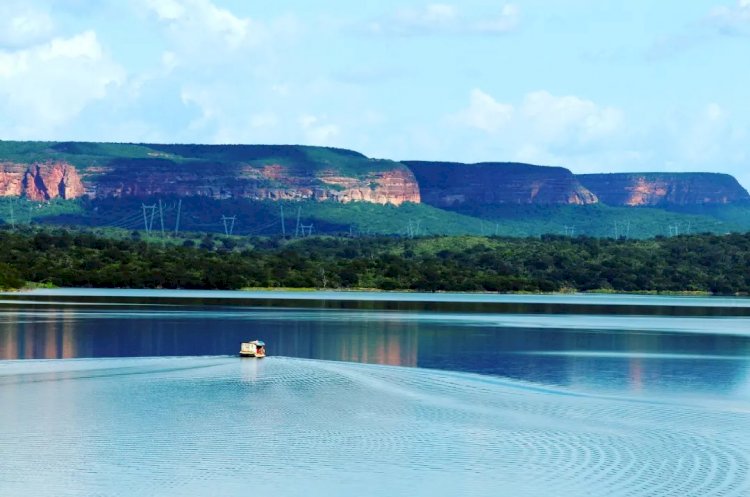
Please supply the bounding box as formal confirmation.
[5,285,722,298]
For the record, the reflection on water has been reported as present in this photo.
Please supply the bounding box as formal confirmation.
[1,290,750,400]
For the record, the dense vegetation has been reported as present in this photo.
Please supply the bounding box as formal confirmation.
[5,196,750,239]
[2,227,750,294]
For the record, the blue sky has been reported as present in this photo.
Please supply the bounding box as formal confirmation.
[0,0,749,186]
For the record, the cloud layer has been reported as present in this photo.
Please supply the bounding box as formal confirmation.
[367,3,520,36]
[0,0,746,188]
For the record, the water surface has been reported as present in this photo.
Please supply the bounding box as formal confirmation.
[1,289,749,496]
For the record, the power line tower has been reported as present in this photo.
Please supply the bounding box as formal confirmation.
[142,204,157,236]
[158,200,166,245]
[301,224,313,237]
[174,199,182,236]
[222,215,237,236]
[295,206,302,238]
[280,205,286,238]
[564,225,576,237]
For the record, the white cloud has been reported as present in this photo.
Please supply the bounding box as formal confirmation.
[453,89,622,146]
[146,0,186,20]
[669,103,747,165]
[0,4,55,49]
[709,0,750,33]
[0,30,124,136]
[397,4,457,28]
[455,89,513,133]
[143,0,263,60]
[368,3,519,36]
[474,4,520,34]
[299,114,340,145]
[521,91,623,144]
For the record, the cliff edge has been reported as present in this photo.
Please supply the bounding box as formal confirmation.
[403,161,598,207]
[578,173,750,206]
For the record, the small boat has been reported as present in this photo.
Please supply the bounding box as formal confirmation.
[240,340,266,358]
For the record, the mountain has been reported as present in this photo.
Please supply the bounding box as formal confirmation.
[0,141,420,206]
[578,173,750,206]
[2,140,750,238]
[403,161,597,207]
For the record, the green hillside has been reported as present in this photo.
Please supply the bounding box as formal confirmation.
[2,196,749,239]
[0,140,399,178]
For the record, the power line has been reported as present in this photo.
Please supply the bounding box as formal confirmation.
[280,205,286,238]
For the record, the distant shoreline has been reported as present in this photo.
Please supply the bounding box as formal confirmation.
[7,286,718,297]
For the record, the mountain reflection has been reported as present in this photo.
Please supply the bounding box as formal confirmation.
[1,295,750,399]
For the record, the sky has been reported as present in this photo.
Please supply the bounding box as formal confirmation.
[0,0,749,186]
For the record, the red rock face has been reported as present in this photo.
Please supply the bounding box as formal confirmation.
[83,162,421,205]
[0,162,85,200]
[578,173,750,206]
[319,169,421,205]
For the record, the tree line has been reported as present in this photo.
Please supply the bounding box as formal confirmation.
[1,228,750,294]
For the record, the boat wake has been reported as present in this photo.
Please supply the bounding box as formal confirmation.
[0,357,748,497]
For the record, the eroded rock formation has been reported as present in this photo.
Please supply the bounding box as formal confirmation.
[83,160,420,205]
[578,173,750,206]
[0,162,84,200]
[404,161,598,207]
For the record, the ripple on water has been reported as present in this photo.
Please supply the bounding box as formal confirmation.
[0,356,748,497]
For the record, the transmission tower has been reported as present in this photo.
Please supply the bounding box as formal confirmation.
[222,215,237,236]
[142,204,157,235]
[301,224,313,237]
[158,200,166,244]
[280,205,286,238]
[174,199,182,236]
[295,206,302,238]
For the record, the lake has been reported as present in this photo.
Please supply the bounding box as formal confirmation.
[1,289,749,496]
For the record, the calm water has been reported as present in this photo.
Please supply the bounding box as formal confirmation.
[1,289,749,496]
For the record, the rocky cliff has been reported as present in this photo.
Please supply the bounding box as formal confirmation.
[403,161,598,207]
[0,142,420,206]
[578,173,750,206]
[0,162,84,201]
[2,141,747,211]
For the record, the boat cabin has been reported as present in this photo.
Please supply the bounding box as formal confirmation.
[240,340,266,358]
